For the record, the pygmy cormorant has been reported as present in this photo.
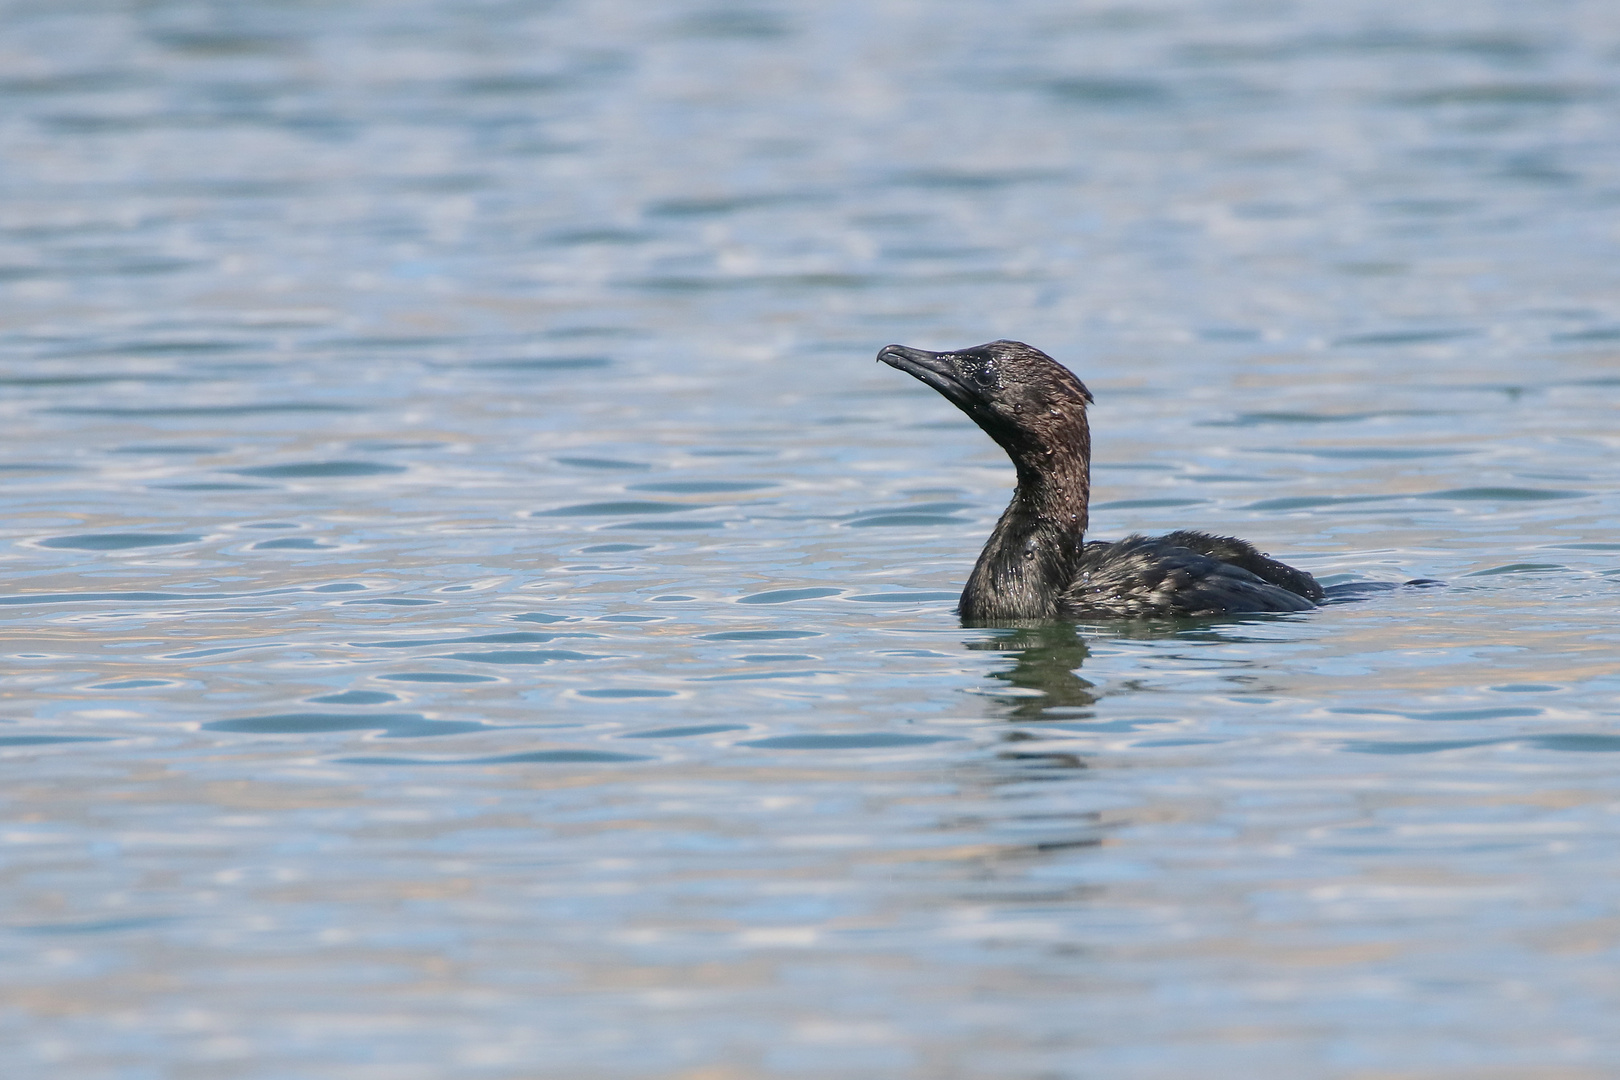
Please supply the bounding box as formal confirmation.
[878,339,1328,622]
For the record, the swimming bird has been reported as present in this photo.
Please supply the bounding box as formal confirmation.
[878,339,1326,623]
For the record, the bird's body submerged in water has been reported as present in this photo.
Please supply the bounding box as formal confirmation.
[878,339,1326,623]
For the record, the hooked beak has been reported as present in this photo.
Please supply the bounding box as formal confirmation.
[877,344,973,409]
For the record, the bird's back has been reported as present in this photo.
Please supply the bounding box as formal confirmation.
[1060,531,1321,618]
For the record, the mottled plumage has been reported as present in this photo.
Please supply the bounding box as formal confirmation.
[877,340,1324,623]
[1067,532,1320,618]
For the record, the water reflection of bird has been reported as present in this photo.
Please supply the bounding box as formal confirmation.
[880,340,1325,622]
[967,624,1097,721]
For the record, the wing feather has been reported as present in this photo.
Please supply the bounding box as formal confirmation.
[1060,534,1318,617]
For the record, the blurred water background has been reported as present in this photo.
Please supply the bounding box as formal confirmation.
[3,0,1620,1077]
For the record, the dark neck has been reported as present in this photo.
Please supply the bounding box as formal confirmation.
[959,428,1092,624]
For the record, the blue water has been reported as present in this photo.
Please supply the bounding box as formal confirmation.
[4,1,1620,1076]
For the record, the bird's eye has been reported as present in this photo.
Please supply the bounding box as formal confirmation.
[971,363,998,388]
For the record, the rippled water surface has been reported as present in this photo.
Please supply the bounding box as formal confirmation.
[5,1,1620,1076]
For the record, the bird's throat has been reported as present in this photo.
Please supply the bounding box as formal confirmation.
[959,453,1091,624]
